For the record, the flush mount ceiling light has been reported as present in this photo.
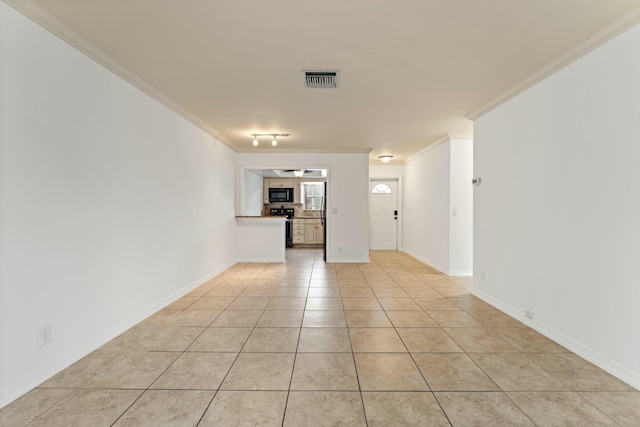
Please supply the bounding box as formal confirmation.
[293,170,304,177]
[378,155,394,163]
[250,133,291,147]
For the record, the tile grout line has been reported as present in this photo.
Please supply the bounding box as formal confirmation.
[359,260,455,427]
[182,265,267,427]
[192,263,269,426]
[279,253,315,427]
[107,273,247,426]
[341,266,371,427]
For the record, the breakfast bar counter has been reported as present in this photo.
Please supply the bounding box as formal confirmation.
[235,216,286,262]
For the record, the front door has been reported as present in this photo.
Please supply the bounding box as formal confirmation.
[369,179,398,250]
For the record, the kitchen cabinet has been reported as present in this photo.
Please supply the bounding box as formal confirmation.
[270,179,294,188]
[304,219,324,244]
[292,218,323,244]
[292,218,305,244]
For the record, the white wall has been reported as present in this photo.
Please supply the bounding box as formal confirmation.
[402,141,452,272]
[0,4,237,406]
[401,138,473,275]
[242,169,264,216]
[238,153,370,263]
[474,23,640,389]
[449,138,473,275]
[369,164,404,178]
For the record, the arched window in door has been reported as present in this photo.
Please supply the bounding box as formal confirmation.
[371,183,392,194]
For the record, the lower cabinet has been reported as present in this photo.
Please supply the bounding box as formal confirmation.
[304,219,324,244]
[293,218,324,244]
[317,223,324,244]
[292,219,305,244]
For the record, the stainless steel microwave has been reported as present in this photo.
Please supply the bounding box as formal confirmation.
[269,187,294,203]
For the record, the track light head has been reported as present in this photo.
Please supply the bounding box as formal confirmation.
[250,133,290,147]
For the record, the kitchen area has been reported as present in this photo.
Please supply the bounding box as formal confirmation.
[264,171,326,248]
[237,168,327,260]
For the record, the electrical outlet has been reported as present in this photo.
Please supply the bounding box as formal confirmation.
[480,273,486,282]
[526,311,534,320]
[38,324,52,347]
[339,246,342,252]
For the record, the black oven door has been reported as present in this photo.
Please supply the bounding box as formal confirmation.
[285,219,293,248]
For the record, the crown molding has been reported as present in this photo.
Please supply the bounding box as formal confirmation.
[403,134,451,164]
[237,148,373,154]
[447,134,473,141]
[3,0,236,151]
[466,5,640,121]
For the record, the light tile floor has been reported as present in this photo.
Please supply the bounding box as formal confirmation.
[2,250,639,426]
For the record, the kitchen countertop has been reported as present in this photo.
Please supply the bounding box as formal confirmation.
[235,215,285,218]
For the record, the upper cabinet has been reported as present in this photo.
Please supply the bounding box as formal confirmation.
[269,179,294,188]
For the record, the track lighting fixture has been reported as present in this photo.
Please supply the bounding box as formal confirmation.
[250,133,291,147]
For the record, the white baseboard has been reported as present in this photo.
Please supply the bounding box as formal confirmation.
[326,257,370,263]
[449,269,473,277]
[0,261,234,409]
[402,249,450,275]
[472,288,640,391]
[236,257,285,263]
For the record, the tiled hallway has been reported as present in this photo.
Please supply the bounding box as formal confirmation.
[1,250,638,426]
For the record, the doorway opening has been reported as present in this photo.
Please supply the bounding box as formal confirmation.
[243,168,328,260]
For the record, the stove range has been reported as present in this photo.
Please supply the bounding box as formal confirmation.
[269,208,295,219]
[270,208,294,247]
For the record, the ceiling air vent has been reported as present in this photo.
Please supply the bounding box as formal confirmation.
[303,71,339,89]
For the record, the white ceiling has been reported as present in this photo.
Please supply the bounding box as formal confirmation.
[9,0,640,162]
